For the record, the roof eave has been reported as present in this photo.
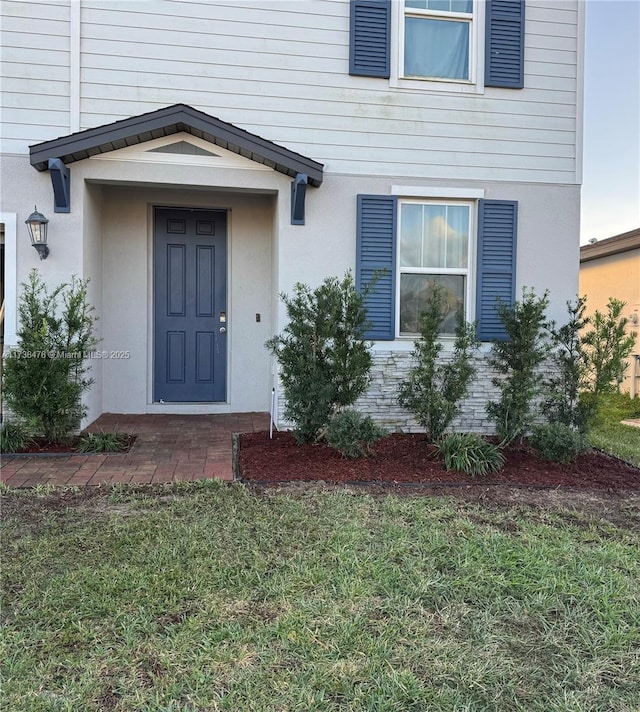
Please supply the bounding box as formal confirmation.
[580,230,640,263]
[29,104,324,187]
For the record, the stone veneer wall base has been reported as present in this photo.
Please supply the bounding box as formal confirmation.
[276,351,510,435]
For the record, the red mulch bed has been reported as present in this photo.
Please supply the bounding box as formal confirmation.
[239,431,640,491]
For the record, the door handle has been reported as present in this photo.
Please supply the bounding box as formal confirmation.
[219,326,227,333]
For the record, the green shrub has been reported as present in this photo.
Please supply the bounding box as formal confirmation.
[326,409,386,458]
[544,297,637,430]
[0,420,32,453]
[544,297,590,431]
[398,283,479,443]
[77,432,129,453]
[437,433,504,477]
[2,270,99,443]
[529,422,589,464]
[581,298,636,419]
[486,288,550,445]
[586,391,640,427]
[266,272,374,443]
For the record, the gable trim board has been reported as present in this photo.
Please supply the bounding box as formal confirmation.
[29,103,324,187]
[350,0,525,89]
[356,195,517,341]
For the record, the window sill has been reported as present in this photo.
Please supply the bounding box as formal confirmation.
[370,339,492,355]
[392,76,484,95]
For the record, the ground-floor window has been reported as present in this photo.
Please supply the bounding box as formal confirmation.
[397,200,472,335]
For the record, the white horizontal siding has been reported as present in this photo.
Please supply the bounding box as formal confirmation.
[81,13,345,46]
[78,73,577,121]
[339,162,576,184]
[78,84,577,135]
[1,76,70,97]
[0,0,70,151]
[1,0,581,185]
[82,0,347,30]
[2,30,69,52]
[2,61,69,83]
[1,14,69,35]
[1,0,69,22]
[1,122,70,142]
[79,56,577,117]
[1,87,69,111]
[3,46,70,66]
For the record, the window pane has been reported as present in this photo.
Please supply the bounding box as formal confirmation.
[400,203,470,269]
[443,205,469,268]
[422,205,447,268]
[400,203,423,267]
[450,0,472,12]
[423,0,450,10]
[405,0,472,11]
[404,17,470,80]
[399,274,466,335]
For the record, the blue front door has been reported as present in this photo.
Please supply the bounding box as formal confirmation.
[154,208,227,402]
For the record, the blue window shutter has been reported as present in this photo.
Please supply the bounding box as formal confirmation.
[476,200,518,341]
[356,195,397,340]
[485,0,525,88]
[350,0,391,78]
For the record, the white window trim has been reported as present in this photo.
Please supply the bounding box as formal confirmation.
[1,212,18,347]
[395,197,477,339]
[390,0,485,94]
[392,186,485,199]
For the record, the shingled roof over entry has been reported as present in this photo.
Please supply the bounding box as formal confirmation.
[29,104,324,187]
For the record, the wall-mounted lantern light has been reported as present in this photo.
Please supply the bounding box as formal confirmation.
[25,206,49,260]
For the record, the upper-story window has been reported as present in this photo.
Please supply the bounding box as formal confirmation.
[402,0,473,82]
[350,0,525,90]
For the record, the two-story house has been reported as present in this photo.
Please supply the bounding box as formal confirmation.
[1,0,584,431]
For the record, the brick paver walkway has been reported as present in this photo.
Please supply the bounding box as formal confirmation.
[0,413,270,488]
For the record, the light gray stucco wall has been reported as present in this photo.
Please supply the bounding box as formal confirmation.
[276,174,580,328]
[2,150,580,430]
[272,174,580,432]
[0,155,84,291]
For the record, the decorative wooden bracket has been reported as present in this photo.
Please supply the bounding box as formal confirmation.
[48,158,70,213]
[291,173,307,225]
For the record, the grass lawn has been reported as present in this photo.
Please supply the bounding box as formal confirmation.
[2,482,639,711]
[589,424,640,468]
[589,392,640,467]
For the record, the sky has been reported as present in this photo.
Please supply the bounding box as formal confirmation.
[581,0,640,243]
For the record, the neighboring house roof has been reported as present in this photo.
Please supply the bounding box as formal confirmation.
[580,227,640,263]
[29,103,324,186]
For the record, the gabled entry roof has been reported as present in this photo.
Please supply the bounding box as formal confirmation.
[29,103,324,187]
